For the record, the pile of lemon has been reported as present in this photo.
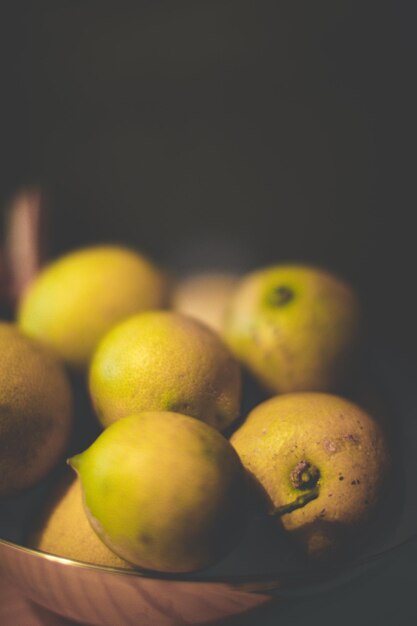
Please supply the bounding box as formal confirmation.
[0,245,390,572]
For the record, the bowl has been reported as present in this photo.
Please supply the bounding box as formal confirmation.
[0,348,416,626]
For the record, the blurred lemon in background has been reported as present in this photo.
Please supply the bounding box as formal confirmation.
[224,264,360,394]
[18,245,168,369]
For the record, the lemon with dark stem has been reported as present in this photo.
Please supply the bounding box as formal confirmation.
[231,393,390,559]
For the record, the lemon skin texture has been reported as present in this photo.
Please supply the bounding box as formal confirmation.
[89,311,241,431]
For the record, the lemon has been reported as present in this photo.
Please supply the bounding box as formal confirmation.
[172,272,239,334]
[89,311,241,431]
[18,245,168,369]
[28,473,132,569]
[231,393,390,558]
[69,411,246,573]
[0,322,73,496]
[224,264,360,393]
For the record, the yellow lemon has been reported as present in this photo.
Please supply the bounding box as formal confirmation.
[18,245,168,369]
[0,322,73,496]
[224,264,360,393]
[89,311,241,431]
[69,412,246,573]
[28,473,132,569]
[231,393,390,559]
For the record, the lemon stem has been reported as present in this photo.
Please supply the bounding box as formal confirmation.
[271,485,319,517]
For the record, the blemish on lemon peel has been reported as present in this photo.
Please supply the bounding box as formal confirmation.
[323,439,338,455]
[266,285,294,307]
[323,434,360,456]
[344,433,360,444]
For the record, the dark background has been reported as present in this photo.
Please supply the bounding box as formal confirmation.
[0,0,417,356]
[1,0,416,359]
[1,3,416,623]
